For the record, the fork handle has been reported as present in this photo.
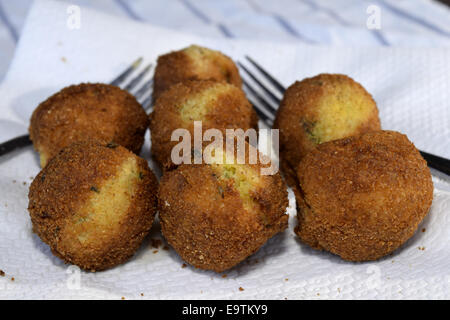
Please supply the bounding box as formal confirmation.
[0,134,32,157]
[420,151,450,176]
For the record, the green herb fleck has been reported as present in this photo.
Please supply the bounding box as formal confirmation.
[76,217,88,225]
[312,80,323,86]
[301,119,321,144]
[90,186,99,193]
[106,142,118,149]
[218,186,224,198]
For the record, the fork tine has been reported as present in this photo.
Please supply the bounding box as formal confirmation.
[134,77,154,99]
[110,57,143,86]
[250,101,274,126]
[242,80,276,127]
[242,79,278,115]
[238,61,281,105]
[245,56,286,94]
[124,63,152,91]
[141,95,153,112]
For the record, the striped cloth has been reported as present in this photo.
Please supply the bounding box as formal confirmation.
[0,0,449,81]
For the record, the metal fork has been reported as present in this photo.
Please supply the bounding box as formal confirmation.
[238,56,450,176]
[0,57,155,157]
[1,56,449,177]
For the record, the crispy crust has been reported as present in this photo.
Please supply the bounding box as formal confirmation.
[158,143,289,272]
[273,74,381,187]
[29,83,149,167]
[152,45,242,102]
[150,80,258,170]
[28,140,158,271]
[294,130,433,261]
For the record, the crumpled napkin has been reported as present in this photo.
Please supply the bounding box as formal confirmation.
[0,0,449,299]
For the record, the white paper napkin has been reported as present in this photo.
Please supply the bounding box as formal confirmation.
[0,0,449,299]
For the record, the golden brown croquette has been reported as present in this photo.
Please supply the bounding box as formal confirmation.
[153,45,242,102]
[273,74,381,187]
[29,83,149,167]
[28,140,158,271]
[295,130,433,262]
[158,142,288,272]
[150,80,258,170]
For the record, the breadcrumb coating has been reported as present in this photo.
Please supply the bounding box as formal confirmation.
[28,140,158,271]
[153,45,242,102]
[150,80,258,170]
[158,142,288,272]
[29,83,149,167]
[274,74,381,187]
[295,130,433,261]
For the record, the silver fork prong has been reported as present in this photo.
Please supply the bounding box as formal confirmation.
[241,79,276,126]
[242,79,278,116]
[134,77,154,99]
[252,103,274,126]
[245,56,286,94]
[124,63,153,92]
[110,57,143,86]
[247,96,274,126]
[238,61,282,105]
[141,95,152,112]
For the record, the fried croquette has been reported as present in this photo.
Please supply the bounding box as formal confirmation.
[153,45,242,102]
[158,143,288,272]
[29,83,149,167]
[28,140,158,271]
[150,80,258,169]
[295,130,433,262]
[273,74,381,187]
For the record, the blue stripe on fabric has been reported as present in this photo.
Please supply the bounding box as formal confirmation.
[301,0,389,46]
[377,0,450,38]
[179,0,211,23]
[115,0,143,21]
[244,0,314,43]
[0,0,18,42]
[372,29,390,46]
[217,24,234,38]
[272,14,316,43]
[300,0,350,26]
[178,0,233,38]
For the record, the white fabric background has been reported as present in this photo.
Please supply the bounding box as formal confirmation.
[1,0,450,82]
[0,0,449,299]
